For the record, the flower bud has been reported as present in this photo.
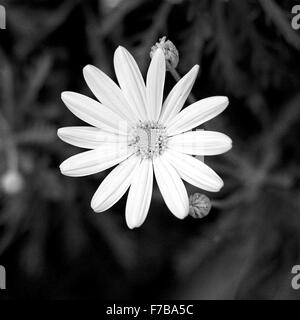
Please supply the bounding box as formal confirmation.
[1,169,24,195]
[189,193,211,218]
[150,36,179,70]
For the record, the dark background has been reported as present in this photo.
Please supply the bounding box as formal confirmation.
[1,0,300,299]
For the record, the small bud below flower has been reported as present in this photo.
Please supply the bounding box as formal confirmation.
[150,36,179,70]
[189,193,211,218]
[1,169,24,195]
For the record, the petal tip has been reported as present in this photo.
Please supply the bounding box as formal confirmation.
[83,64,94,75]
[59,158,73,176]
[193,64,200,72]
[90,192,107,213]
[176,210,189,220]
[227,137,233,150]
[126,220,137,230]
[61,91,66,100]
[126,214,145,229]
[61,91,72,102]
[57,128,64,139]
[90,199,101,213]
[59,162,67,175]
[222,96,229,106]
[115,45,126,55]
[216,179,224,192]
[222,134,233,153]
[210,95,229,106]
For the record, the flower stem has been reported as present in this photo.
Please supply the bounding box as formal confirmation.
[167,63,197,105]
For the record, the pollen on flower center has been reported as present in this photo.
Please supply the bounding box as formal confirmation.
[128,121,167,159]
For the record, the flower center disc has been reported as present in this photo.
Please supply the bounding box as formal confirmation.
[129,122,167,159]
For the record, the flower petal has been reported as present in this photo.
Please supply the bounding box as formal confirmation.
[114,46,147,121]
[164,149,224,192]
[60,144,132,177]
[167,96,229,136]
[168,130,232,156]
[61,91,129,134]
[91,155,141,212]
[83,65,137,123]
[57,126,128,149]
[153,155,189,219]
[125,159,153,229]
[146,48,165,121]
[160,65,199,125]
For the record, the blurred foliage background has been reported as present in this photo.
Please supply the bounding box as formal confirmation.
[1,0,300,299]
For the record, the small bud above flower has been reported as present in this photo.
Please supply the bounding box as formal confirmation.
[189,193,211,218]
[150,36,179,70]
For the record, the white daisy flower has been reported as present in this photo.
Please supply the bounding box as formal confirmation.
[58,46,232,229]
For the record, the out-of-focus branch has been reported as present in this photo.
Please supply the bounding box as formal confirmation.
[261,93,300,148]
[20,54,53,112]
[96,0,143,37]
[135,1,172,70]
